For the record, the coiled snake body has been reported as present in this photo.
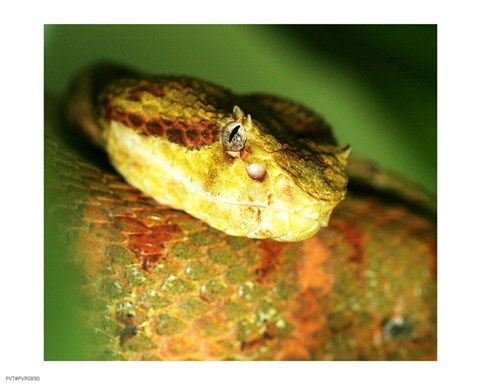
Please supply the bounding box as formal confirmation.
[45,64,436,360]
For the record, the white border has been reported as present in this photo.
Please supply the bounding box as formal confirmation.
[2,1,480,383]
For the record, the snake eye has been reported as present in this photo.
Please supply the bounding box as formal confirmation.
[221,121,246,153]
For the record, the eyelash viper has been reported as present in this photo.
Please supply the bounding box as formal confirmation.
[45,63,436,360]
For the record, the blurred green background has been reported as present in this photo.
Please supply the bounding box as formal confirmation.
[44,25,436,360]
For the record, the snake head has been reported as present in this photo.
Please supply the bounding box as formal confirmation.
[99,75,349,242]
[213,105,350,241]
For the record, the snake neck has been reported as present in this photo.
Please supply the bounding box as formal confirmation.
[66,63,139,147]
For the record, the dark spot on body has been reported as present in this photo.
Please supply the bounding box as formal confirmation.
[119,325,141,346]
[105,105,126,121]
[146,120,164,136]
[128,113,144,127]
[163,120,173,128]
[135,82,165,97]
[186,129,199,142]
[166,128,184,145]
[263,331,274,339]
[382,317,413,341]
[127,89,142,102]
[240,330,275,352]
[128,234,166,256]
[142,253,165,271]
[314,156,329,168]
[148,83,165,97]
[201,129,212,140]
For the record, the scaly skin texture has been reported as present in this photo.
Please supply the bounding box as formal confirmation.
[45,66,436,360]
[67,65,349,241]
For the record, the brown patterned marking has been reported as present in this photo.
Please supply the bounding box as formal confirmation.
[284,148,301,161]
[162,119,174,128]
[201,129,212,141]
[128,234,166,256]
[330,221,365,263]
[114,217,148,234]
[102,104,221,148]
[133,82,166,98]
[313,155,329,169]
[284,144,330,169]
[256,240,288,283]
[128,113,144,128]
[105,105,127,123]
[240,332,274,352]
[127,222,181,258]
[166,128,184,145]
[145,121,165,136]
[58,66,438,360]
[141,253,166,271]
[186,129,199,142]
[127,88,142,102]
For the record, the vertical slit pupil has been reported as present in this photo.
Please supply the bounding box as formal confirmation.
[229,125,241,142]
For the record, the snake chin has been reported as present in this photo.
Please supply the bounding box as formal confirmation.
[218,200,336,242]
